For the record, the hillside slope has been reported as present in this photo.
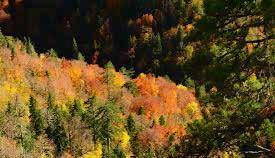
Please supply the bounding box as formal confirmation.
[0,36,201,157]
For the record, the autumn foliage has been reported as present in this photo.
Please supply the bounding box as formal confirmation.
[0,0,273,157]
[0,38,201,156]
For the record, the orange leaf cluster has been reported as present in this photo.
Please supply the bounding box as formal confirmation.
[131,96,161,119]
[130,74,200,147]
[157,78,178,114]
[134,74,159,96]
[132,74,198,118]
[271,141,275,152]
[138,125,168,147]
[136,14,154,26]
[138,124,186,148]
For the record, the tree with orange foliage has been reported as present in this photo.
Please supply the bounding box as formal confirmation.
[130,96,161,119]
[138,125,168,148]
[134,74,159,96]
[157,78,178,114]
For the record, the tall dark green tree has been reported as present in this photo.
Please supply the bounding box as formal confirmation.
[84,97,104,145]
[84,97,122,156]
[72,37,85,60]
[0,30,7,47]
[100,101,122,156]
[159,115,165,126]
[152,33,162,56]
[46,105,69,155]
[126,114,136,136]
[29,96,44,136]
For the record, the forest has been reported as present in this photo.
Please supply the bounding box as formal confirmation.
[0,0,274,157]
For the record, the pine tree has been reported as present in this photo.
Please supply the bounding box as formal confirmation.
[113,146,126,158]
[69,99,83,117]
[85,98,98,143]
[126,114,136,136]
[84,98,122,156]
[47,92,55,109]
[138,107,145,115]
[0,30,7,47]
[46,93,69,154]
[152,33,162,56]
[100,101,121,157]
[72,37,85,60]
[103,61,116,99]
[46,106,69,155]
[176,26,186,52]
[159,115,165,126]
[49,48,58,58]
[178,0,185,10]
[29,96,44,136]
[24,37,36,55]
[84,97,104,145]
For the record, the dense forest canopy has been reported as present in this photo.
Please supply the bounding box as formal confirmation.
[0,0,274,157]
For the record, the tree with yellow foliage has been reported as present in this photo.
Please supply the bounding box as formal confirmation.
[82,143,102,158]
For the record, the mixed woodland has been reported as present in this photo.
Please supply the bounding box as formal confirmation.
[0,0,274,157]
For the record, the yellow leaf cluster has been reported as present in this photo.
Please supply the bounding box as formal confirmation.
[82,143,102,158]
[69,65,82,84]
[3,81,17,96]
[192,0,203,8]
[113,70,126,88]
[177,84,187,91]
[0,80,30,111]
[115,131,130,150]
[249,73,257,81]
[139,73,146,78]
[41,152,49,158]
[186,102,199,116]
[181,101,201,120]
[222,151,230,158]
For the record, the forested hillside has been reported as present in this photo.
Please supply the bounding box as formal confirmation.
[0,0,274,157]
[0,35,202,157]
